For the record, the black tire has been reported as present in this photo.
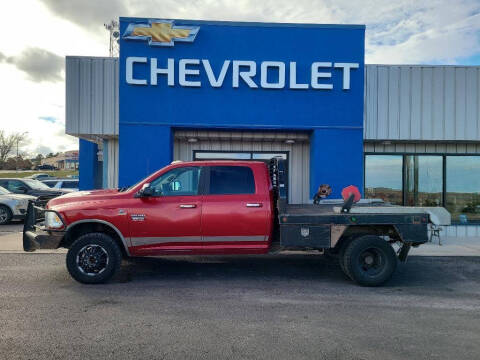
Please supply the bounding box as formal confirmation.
[342,235,397,286]
[66,232,122,284]
[0,205,12,225]
[338,242,349,277]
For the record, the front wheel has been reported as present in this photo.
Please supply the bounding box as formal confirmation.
[342,235,397,286]
[66,233,122,284]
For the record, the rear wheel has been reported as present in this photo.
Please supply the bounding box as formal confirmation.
[342,235,397,286]
[0,205,12,225]
[66,232,122,284]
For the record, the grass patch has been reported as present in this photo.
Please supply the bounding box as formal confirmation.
[0,170,78,179]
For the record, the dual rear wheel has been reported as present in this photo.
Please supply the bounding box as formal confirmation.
[339,235,397,286]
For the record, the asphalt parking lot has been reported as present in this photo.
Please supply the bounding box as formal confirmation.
[1,251,480,360]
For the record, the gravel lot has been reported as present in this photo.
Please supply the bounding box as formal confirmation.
[1,253,480,359]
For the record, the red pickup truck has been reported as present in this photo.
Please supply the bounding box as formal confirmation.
[24,158,448,286]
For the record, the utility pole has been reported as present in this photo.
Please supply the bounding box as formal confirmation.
[104,20,120,57]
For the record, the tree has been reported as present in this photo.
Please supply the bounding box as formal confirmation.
[33,154,44,166]
[0,130,27,163]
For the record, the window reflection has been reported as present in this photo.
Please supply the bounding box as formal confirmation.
[194,152,251,160]
[446,156,480,223]
[252,153,287,160]
[365,155,403,205]
[405,156,443,207]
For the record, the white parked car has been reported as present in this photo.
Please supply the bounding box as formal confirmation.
[0,186,36,225]
[41,179,79,192]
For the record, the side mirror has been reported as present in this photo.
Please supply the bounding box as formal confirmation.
[18,186,28,194]
[142,186,154,197]
[135,183,153,198]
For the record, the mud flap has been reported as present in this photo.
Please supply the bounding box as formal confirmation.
[397,242,411,262]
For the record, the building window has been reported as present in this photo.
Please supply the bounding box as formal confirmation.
[365,154,480,224]
[446,156,480,224]
[405,155,443,207]
[194,151,287,161]
[195,152,251,160]
[365,155,403,205]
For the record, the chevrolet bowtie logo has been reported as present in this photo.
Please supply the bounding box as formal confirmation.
[123,20,200,47]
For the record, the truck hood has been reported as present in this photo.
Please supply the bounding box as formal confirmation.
[47,189,122,208]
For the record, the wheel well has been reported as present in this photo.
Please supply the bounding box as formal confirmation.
[333,225,401,253]
[0,204,13,214]
[61,222,128,258]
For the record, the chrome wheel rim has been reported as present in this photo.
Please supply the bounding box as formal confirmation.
[0,208,8,224]
[76,245,109,276]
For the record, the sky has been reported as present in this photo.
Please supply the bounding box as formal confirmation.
[0,0,479,156]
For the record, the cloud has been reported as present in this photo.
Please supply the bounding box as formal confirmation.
[0,47,63,82]
[38,0,480,64]
[33,144,54,156]
[39,0,128,33]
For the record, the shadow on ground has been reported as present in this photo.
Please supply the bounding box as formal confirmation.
[116,254,480,289]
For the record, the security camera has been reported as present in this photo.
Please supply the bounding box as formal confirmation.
[113,30,120,38]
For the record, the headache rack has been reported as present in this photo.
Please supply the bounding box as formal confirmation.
[269,157,288,212]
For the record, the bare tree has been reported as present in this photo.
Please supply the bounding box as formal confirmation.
[0,130,28,163]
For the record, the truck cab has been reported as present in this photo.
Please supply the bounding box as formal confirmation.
[126,161,274,256]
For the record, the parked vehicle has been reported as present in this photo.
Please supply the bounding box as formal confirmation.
[34,165,57,171]
[23,159,450,286]
[0,186,36,225]
[27,173,55,181]
[0,178,69,207]
[41,180,58,188]
[42,179,79,192]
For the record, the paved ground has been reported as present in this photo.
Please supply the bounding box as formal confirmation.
[1,253,480,359]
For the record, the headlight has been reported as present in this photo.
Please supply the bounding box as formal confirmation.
[45,211,64,229]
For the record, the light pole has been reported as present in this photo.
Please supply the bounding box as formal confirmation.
[16,131,28,172]
[104,20,119,57]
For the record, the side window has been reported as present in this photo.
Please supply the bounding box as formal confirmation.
[7,180,27,193]
[208,166,255,195]
[149,167,201,196]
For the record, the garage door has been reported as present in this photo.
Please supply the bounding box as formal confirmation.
[173,130,310,204]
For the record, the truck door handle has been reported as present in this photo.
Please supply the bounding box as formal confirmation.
[179,204,196,208]
[246,203,262,207]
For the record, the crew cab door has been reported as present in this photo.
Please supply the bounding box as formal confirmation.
[128,166,204,256]
[201,165,270,253]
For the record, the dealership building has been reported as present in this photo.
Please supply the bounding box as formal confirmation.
[65,17,480,237]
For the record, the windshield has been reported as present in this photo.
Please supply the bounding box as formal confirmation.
[22,179,52,190]
[0,186,10,195]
